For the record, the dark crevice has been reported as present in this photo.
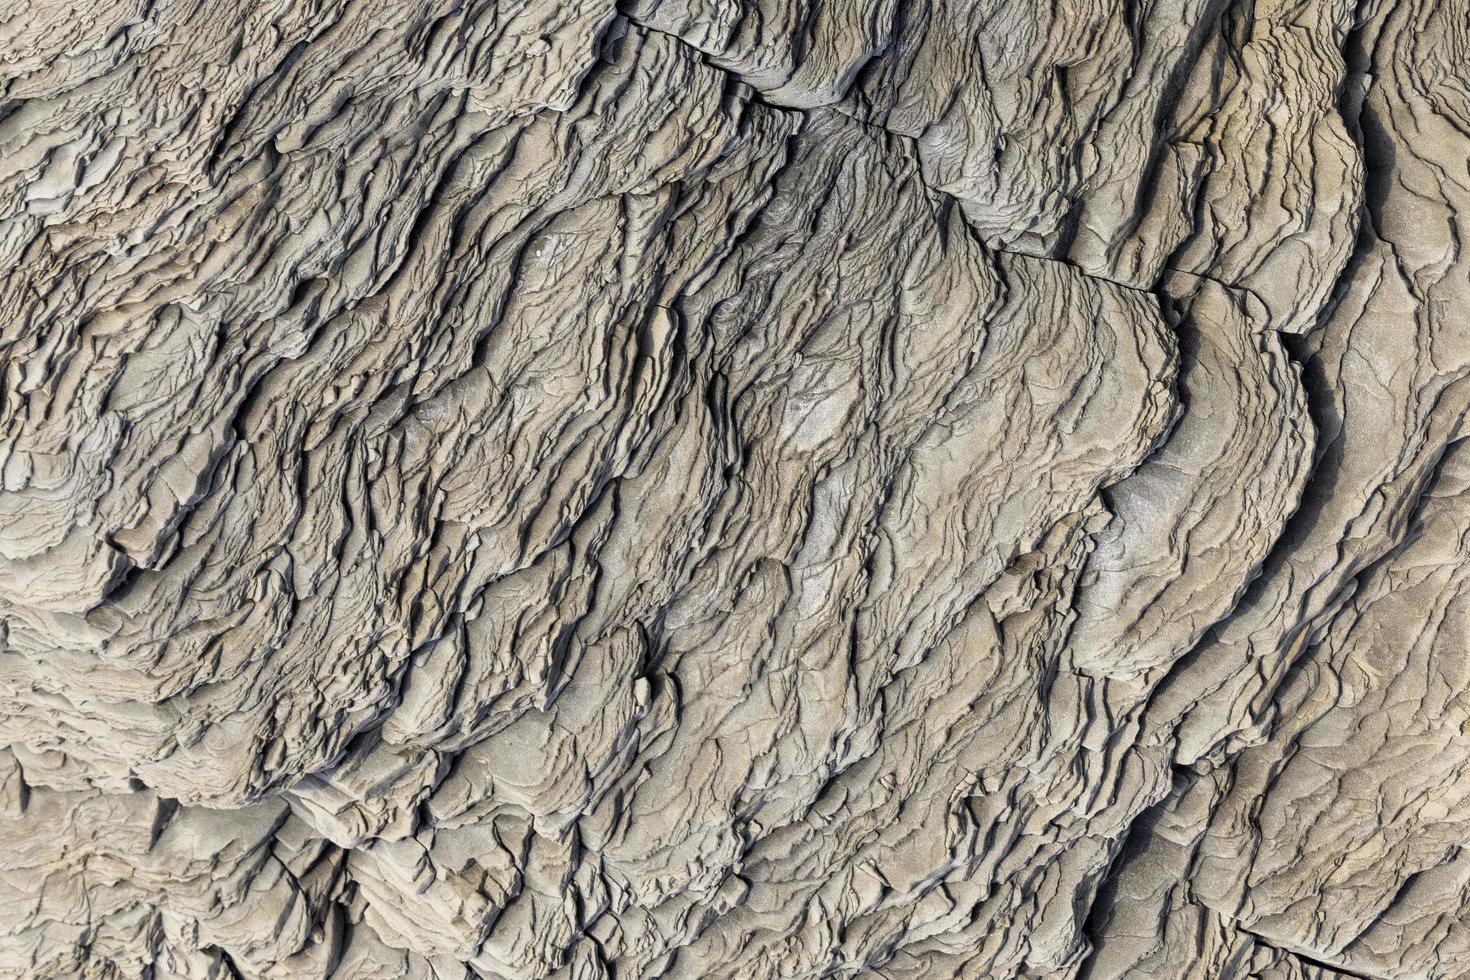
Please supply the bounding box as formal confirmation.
[1239,927,1384,980]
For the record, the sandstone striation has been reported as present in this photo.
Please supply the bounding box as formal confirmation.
[0,0,1466,977]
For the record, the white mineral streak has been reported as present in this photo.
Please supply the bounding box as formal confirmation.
[0,0,1463,977]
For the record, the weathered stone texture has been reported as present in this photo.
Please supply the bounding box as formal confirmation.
[0,0,1466,977]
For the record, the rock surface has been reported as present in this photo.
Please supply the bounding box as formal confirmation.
[0,0,1464,977]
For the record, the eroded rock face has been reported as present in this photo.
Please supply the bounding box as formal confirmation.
[0,0,1463,976]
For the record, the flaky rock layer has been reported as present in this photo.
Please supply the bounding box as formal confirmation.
[0,0,1465,977]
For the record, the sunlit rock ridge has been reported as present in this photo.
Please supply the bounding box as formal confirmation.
[0,0,1465,977]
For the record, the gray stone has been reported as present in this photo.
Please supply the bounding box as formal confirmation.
[0,0,1464,977]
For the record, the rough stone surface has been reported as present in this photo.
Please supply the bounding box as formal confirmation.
[0,0,1464,977]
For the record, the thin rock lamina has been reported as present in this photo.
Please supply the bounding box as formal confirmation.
[0,0,1465,978]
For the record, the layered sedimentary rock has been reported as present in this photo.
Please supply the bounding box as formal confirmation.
[0,0,1465,976]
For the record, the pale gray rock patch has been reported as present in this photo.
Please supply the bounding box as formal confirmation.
[0,0,1466,978]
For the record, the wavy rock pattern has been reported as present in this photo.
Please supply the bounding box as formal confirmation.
[0,0,1465,976]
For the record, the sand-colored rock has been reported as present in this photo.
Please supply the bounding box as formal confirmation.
[1,0,1467,977]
